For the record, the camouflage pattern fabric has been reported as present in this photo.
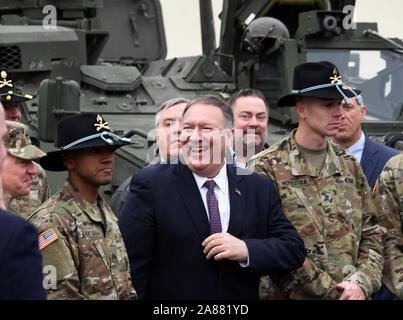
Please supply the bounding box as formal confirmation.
[4,121,48,218]
[248,129,384,299]
[28,180,137,300]
[8,162,50,219]
[4,120,46,160]
[373,153,403,299]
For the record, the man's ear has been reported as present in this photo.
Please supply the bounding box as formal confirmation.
[360,105,367,121]
[63,152,75,171]
[295,100,306,120]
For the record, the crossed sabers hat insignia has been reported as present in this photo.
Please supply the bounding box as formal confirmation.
[0,70,13,89]
[94,114,110,131]
[0,70,34,101]
[330,68,342,84]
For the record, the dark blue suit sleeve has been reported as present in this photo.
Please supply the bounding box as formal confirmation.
[244,180,306,274]
[361,137,400,189]
[1,218,46,300]
[109,177,131,216]
[118,171,155,300]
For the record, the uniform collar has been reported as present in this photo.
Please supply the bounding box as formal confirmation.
[63,179,110,225]
[289,129,342,177]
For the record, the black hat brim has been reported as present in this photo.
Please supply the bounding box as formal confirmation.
[40,138,129,171]
[1,94,36,103]
[277,86,361,107]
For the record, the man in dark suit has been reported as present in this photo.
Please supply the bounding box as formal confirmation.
[118,95,306,300]
[332,95,399,189]
[332,93,399,300]
[109,97,190,215]
[361,137,399,190]
[0,103,45,300]
[0,209,46,300]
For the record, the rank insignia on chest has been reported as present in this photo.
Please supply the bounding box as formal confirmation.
[38,228,58,251]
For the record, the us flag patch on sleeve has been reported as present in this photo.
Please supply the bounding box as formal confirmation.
[38,228,58,251]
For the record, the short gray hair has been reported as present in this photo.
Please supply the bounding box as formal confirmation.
[182,95,234,129]
[155,97,191,127]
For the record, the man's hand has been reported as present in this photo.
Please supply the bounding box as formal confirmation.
[336,281,365,300]
[202,233,248,262]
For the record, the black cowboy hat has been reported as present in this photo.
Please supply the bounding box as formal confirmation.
[277,61,361,107]
[40,113,131,171]
[0,68,36,103]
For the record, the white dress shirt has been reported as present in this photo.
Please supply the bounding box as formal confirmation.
[227,146,247,169]
[192,162,250,267]
[192,163,230,232]
[348,131,365,163]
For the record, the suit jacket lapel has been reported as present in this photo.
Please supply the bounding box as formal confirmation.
[174,163,211,241]
[361,135,377,181]
[227,165,246,237]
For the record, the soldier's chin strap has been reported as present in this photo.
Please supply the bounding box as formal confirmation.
[292,82,362,105]
[58,132,131,151]
[0,91,34,101]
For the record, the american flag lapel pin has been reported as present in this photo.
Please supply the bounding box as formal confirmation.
[235,188,241,196]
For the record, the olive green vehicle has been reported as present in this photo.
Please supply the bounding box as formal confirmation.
[0,0,402,199]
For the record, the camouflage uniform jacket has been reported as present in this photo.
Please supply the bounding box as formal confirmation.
[28,180,136,300]
[373,153,403,299]
[8,162,50,219]
[248,130,383,299]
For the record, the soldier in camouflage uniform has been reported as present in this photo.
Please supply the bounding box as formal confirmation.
[28,113,136,300]
[373,153,403,299]
[248,61,384,299]
[8,164,49,219]
[0,69,50,217]
[1,121,46,215]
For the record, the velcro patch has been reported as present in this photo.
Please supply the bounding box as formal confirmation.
[38,228,58,251]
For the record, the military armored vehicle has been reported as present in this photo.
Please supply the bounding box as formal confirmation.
[0,0,402,199]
